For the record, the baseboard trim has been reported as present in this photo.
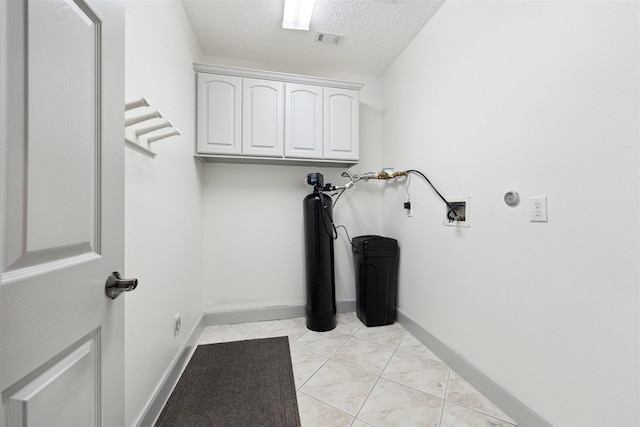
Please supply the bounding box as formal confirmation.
[396,309,555,427]
[134,316,204,427]
[203,300,356,326]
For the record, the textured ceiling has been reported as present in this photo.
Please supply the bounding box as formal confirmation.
[182,0,445,77]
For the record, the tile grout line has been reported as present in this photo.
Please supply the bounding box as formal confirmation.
[438,367,452,427]
[442,369,519,425]
[446,400,519,426]
[288,329,328,392]
[296,317,375,424]
[292,348,330,391]
[252,319,281,339]
[299,317,386,421]
[375,375,448,403]
[370,328,452,403]
[350,327,408,425]
[297,388,356,421]
[291,316,363,392]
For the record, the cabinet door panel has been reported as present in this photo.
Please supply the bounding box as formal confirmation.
[323,88,359,161]
[285,83,322,159]
[197,73,242,154]
[242,78,284,157]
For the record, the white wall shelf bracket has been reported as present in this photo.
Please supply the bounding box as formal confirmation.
[124,97,181,158]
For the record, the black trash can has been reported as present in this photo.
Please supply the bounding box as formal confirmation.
[352,235,399,327]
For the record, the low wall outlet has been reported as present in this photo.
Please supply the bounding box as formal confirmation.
[529,196,548,222]
[174,313,182,336]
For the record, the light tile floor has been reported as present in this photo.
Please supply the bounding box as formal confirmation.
[197,312,518,427]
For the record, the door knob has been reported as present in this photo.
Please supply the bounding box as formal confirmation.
[105,271,138,299]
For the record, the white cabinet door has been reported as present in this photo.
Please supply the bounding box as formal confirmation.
[196,73,242,155]
[1,1,126,426]
[284,83,322,159]
[242,78,284,157]
[323,87,359,161]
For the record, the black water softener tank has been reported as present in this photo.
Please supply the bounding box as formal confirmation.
[352,235,399,327]
[303,187,337,332]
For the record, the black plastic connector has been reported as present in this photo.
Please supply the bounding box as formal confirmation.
[306,172,324,187]
[403,202,411,210]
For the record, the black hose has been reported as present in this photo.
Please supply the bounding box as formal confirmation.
[406,169,458,221]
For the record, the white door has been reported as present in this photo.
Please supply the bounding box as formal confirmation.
[196,73,242,155]
[242,78,284,157]
[323,87,359,161]
[284,83,323,159]
[0,1,126,426]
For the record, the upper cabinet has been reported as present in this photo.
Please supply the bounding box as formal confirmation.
[324,88,359,161]
[194,64,363,166]
[242,78,284,157]
[196,73,242,155]
[285,83,323,159]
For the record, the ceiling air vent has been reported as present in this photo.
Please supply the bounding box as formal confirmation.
[315,32,341,45]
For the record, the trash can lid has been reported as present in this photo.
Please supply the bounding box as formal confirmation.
[353,235,398,248]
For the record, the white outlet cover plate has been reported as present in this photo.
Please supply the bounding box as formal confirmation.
[529,196,548,222]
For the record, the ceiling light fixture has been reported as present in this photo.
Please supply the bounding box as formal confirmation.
[282,0,316,31]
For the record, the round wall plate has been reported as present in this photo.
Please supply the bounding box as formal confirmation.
[504,191,520,206]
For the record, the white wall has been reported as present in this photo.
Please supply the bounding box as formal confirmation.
[200,56,384,313]
[381,1,639,425]
[123,1,203,426]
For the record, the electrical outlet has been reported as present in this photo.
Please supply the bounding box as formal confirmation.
[174,313,181,336]
[529,196,548,222]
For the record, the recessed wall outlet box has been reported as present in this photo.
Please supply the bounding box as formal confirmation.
[529,196,548,222]
[174,313,182,336]
[443,196,470,228]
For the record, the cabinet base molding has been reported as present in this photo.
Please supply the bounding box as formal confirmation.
[195,154,358,168]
